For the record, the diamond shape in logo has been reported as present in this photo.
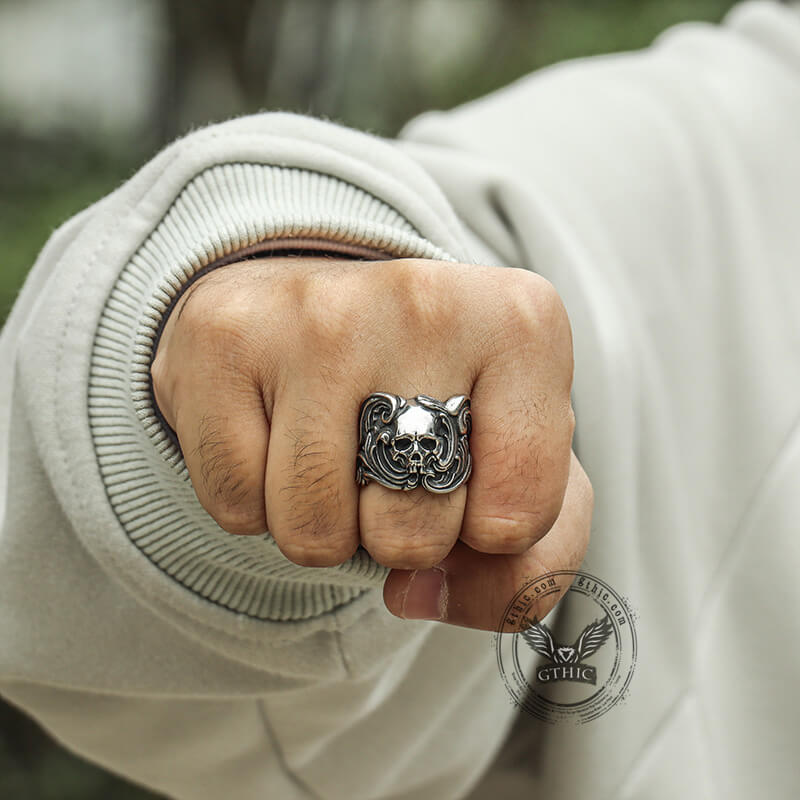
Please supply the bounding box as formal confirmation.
[557,646,576,663]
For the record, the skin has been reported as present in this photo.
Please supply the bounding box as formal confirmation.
[151,255,594,631]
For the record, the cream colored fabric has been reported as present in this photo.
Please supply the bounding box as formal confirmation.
[1,2,798,797]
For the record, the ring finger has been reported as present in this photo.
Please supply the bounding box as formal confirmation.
[358,383,470,571]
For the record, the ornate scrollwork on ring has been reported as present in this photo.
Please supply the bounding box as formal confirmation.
[356,393,472,493]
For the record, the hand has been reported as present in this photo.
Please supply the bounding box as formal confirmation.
[151,256,592,630]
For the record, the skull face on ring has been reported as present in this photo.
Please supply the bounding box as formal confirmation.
[389,404,444,475]
[356,393,472,493]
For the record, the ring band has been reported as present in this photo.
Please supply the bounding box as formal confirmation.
[356,393,472,493]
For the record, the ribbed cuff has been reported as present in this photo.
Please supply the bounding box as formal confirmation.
[88,163,457,622]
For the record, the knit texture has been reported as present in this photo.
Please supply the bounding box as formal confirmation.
[88,163,456,621]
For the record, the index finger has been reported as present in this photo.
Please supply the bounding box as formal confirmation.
[461,270,574,554]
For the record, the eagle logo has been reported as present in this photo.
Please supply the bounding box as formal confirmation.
[521,616,614,684]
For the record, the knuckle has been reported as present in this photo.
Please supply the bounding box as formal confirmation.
[178,283,253,354]
[364,496,455,569]
[463,512,541,554]
[197,306,251,353]
[199,320,263,386]
[174,278,219,329]
[515,269,562,312]
[150,350,168,387]
[367,533,452,570]
[299,290,361,355]
[277,536,359,568]
[209,504,267,536]
[470,448,566,550]
[502,270,567,336]
[388,259,452,332]
[150,352,173,411]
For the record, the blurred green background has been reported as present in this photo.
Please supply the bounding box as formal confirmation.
[1,0,739,797]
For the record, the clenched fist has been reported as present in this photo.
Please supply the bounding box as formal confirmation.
[151,256,593,630]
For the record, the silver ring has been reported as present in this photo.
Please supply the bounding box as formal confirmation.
[356,393,472,493]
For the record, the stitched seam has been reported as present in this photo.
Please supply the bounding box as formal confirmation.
[333,629,354,679]
[257,699,322,800]
[52,148,185,556]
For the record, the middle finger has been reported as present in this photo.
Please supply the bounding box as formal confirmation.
[266,379,362,567]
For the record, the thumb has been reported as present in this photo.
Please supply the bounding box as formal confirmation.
[383,451,593,631]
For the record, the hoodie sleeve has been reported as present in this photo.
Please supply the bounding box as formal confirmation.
[0,112,482,649]
[0,113,519,800]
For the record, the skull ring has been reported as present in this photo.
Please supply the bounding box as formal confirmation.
[356,393,472,493]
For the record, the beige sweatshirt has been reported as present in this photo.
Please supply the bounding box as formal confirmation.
[2,2,799,797]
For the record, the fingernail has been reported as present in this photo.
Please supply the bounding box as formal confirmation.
[401,567,447,620]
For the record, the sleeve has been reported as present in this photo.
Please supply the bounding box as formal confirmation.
[396,1,800,797]
[0,114,517,800]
